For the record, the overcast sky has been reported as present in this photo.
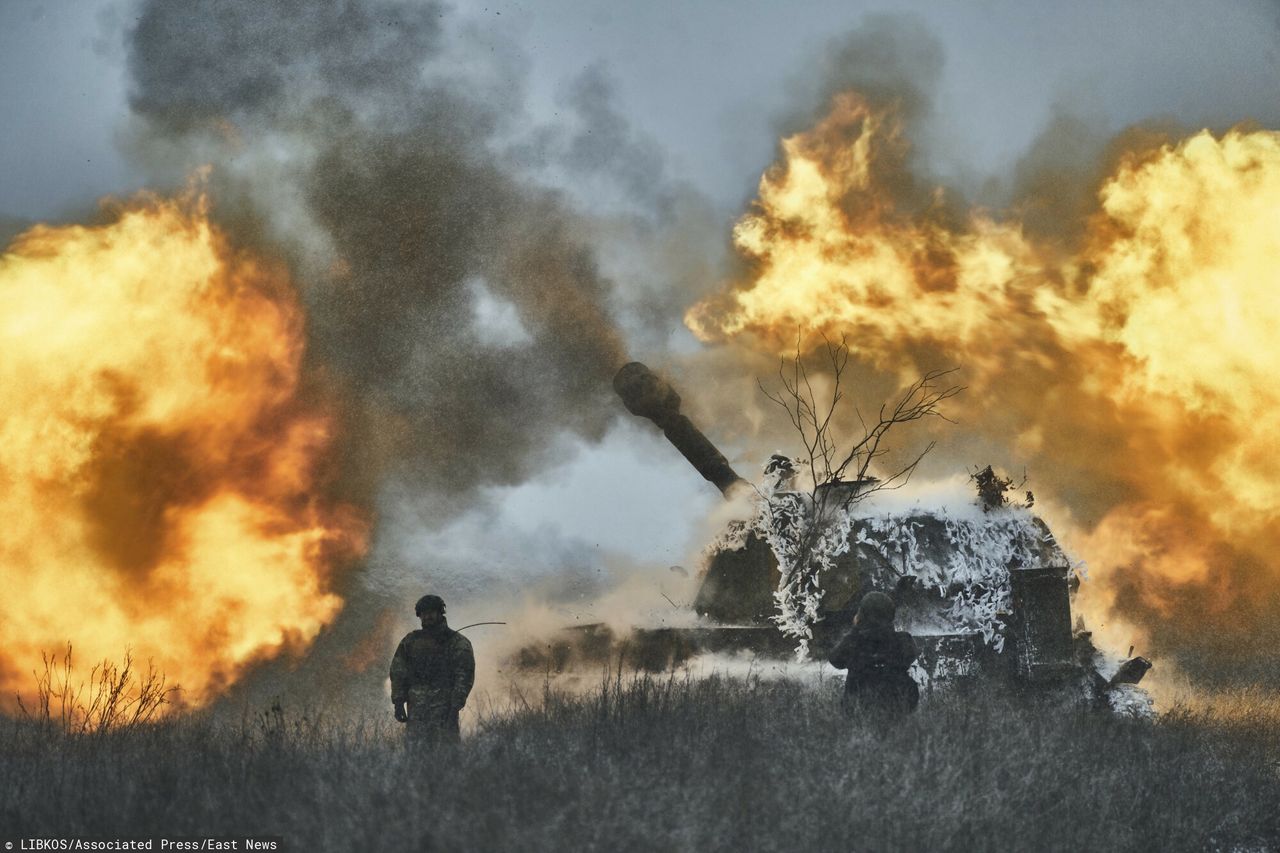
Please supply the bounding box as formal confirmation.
[5,0,1280,574]
[6,0,1280,221]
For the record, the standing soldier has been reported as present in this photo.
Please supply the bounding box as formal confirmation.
[828,591,919,721]
[390,594,475,745]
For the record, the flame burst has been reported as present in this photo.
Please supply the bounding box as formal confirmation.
[0,192,367,708]
[689,93,1280,665]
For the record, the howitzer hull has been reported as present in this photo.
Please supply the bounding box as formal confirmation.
[512,623,1004,690]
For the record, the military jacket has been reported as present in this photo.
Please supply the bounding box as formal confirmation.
[390,626,475,711]
[828,626,917,687]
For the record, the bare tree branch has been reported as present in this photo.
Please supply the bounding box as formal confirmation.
[759,333,964,638]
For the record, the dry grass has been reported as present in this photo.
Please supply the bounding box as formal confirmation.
[14,644,176,735]
[2,673,1278,852]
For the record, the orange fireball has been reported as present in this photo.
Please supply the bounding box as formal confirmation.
[0,191,367,710]
[689,93,1280,645]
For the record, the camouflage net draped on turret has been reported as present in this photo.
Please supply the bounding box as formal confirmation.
[711,470,1079,657]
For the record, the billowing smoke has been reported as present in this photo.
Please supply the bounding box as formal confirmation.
[127,0,627,507]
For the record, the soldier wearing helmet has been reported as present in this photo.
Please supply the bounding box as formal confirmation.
[828,591,919,719]
[389,594,475,745]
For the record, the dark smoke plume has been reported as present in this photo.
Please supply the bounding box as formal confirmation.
[125,0,639,705]
[128,0,626,507]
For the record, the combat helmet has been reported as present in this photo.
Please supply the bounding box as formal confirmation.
[415,594,446,616]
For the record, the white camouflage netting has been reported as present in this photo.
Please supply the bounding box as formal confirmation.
[711,474,1080,656]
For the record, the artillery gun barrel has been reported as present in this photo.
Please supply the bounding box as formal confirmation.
[613,362,745,497]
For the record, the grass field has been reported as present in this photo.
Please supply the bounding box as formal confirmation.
[2,674,1278,852]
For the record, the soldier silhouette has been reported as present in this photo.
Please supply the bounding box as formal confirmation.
[828,591,919,720]
[390,594,475,745]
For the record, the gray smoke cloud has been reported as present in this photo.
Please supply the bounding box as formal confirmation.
[783,12,944,132]
[127,0,634,507]
[123,0,672,706]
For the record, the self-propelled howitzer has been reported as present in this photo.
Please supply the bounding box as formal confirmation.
[603,362,1151,709]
